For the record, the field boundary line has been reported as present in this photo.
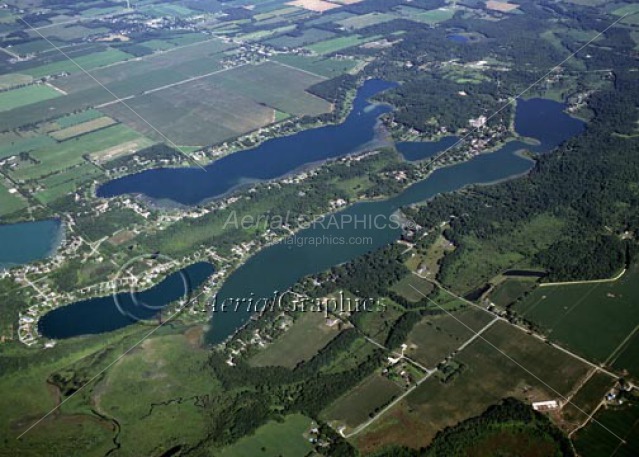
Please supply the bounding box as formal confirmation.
[344,317,499,438]
[407,283,626,445]
[605,323,639,366]
[19,17,206,171]
[539,268,626,287]
[269,59,328,80]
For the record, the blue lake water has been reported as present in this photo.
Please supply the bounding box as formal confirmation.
[0,219,63,270]
[97,79,397,206]
[38,261,215,339]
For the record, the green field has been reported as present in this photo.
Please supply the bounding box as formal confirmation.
[23,48,133,78]
[0,84,61,112]
[357,321,590,451]
[393,6,457,24]
[49,116,117,141]
[573,391,639,457]
[250,311,342,368]
[0,73,33,90]
[405,307,495,367]
[35,162,105,204]
[271,54,360,78]
[0,182,27,216]
[321,373,401,429]
[0,134,56,159]
[10,124,148,180]
[514,264,639,363]
[561,371,615,428]
[488,277,538,307]
[307,35,380,55]
[54,109,104,128]
[390,273,434,302]
[337,12,397,30]
[218,414,313,457]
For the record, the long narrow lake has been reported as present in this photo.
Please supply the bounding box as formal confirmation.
[97,79,397,206]
[40,95,584,340]
[0,219,63,270]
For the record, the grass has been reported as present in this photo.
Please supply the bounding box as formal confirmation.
[405,307,494,368]
[271,54,361,78]
[561,371,614,429]
[0,84,61,112]
[514,263,639,363]
[0,134,56,160]
[307,34,380,55]
[35,163,104,204]
[213,61,332,117]
[321,373,402,430]
[573,391,639,457]
[49,116,117,141]
[55,109,104,128]
[396,7,456,25]
[488,278,538,308]
[0,183,27,216]
[390,273,434,303]
[337,12,397,30]
[356,321,590,453]
[0,73,33,90]
[23,48,132,78]
[10,124,147,180]
[217,414,313,457]
[250,311,342,368]
[352,299,405,342]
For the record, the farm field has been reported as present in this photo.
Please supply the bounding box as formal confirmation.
[212,61,332,116]
[218,414,313,457]
[337,12,396,30]
[514,264,639,363]
[49,116,117,141]
[356,321,591,453]
[307,34,380,55]
[393,6,457,24]
[561,370,614,429]
[271,54,360,78]
[0,182,27,216]
[321,373,402,430]
[0,84,61,112]
[36,163,105,204]
[23,48,133,78]
[250,311,342,368]
[488,277,539,308]
[0,134,56,160]
[9,124,149,180]
[390,273,434,303]
[573,392,639,457]
[0,73,33,90]
[404,307,495,368]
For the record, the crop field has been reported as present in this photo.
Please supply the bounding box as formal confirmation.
[101,76,275,147]
[212,61,332,116]
[266,27,337,48]
[0,73,33,90]
[405,307,495,367]
[561,371,614,429]
[307,34,379,55]
[0,182,27,216]
[36,163,105,204]
[271,54,360,77]
[10,124,148,180]
[390,273,434,302]
[321,373,402,430]
[610,326,639,381]
[49,116,117,141]
[488,277,538,307]
[23,48,133,78]
[393,6,456,24]
[218,414,313,457]
[0,134,56,160]
[514,264,639,363]
[356,321,590,453]
[250,311,342,368]
[573,392,639,457]
[337,12,396,30]
[0,84,61,112]
[54,109,105,129]
[352,299,404,341]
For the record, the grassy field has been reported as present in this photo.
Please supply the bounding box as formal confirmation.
[488,277,539,307]
[218,414,313,457]
[213,61,332,116]
[307,34,380,55]
[0,134,56,160]
[393,6,456,24]
[49,116,117,141]
[0,84,61,112]
[405,307,494,368]
[390,273,434,303]
[271,54,360,78]
[352,299,405,341]
[54,109,104,128]
[0,73,33,90]
[337,12,396,30]
[356,321,590,453]
[250,311,342,368]
[23,48,132,78]
[0,182,27,216]
[321,373,402,430]
[514,263,639,363]
[573,391,639,457]
[10,124,148,180]
[35,162,105,204]
[561,371,614,429]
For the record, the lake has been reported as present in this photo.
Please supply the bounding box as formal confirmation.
[0,219,63,270]
[96,79,397,206]
[39,261,215,339]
